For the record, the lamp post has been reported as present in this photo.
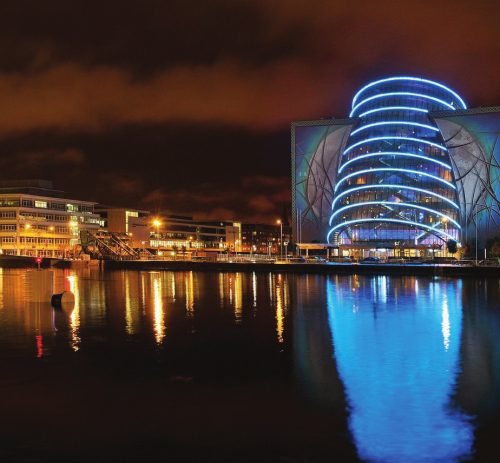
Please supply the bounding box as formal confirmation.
[152,218,162,255]
[276,219,283,260]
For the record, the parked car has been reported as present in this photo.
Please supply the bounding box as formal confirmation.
[307,256,327,263]
[407,259,425,265]
[360,256,381,264]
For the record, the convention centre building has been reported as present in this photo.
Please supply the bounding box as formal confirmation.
[292,76,500,258]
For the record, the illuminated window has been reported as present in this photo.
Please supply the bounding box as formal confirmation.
[35,201,48,208]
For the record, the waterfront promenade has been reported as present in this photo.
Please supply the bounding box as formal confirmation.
[2,254,500,277]
[103,259,500,278]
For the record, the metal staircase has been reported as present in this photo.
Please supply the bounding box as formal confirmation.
[80,230,143,260]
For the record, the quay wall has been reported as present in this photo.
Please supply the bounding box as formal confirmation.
[2,255,499,278]
[103,259,500,278]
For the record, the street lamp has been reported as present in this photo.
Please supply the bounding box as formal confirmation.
[151,218,162,252]
[276,219,283,260]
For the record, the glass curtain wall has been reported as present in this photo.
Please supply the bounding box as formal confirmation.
[328,77,466,252]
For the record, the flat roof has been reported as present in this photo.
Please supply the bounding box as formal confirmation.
[0,191,97,206]
[95,204,150,214]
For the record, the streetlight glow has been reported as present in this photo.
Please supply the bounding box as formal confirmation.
[276,219,283,260]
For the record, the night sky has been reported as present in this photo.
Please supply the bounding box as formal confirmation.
[1,0,499,222]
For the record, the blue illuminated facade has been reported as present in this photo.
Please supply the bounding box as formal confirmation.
[327,77,466,249]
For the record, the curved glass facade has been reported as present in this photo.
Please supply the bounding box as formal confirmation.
[328,77,466,248]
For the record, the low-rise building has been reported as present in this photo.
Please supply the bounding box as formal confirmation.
[150,215,242,253]
[0,180,100,257]
[241,223,292,255]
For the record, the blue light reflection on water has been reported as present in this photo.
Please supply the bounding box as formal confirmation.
[326,276,474,463]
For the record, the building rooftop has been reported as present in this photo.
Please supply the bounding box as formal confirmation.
[0,179,66,198]
[95,204,150,214]
[0,179,96,204]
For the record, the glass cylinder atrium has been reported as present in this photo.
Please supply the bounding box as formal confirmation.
[328,77,466,250]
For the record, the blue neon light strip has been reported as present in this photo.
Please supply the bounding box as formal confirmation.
[331,184,459,210]
[357,106,429,118]
[334,168,456,192]
[344,136,448,155]
[329,201,461,228]
[338,152,452,174]
[350,92,456,117]
[351,76,467,110]
[326,218,457,243]
[350,121,439,136]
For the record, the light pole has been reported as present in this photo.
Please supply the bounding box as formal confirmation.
[276,219,283,260]
[152,218,162,256]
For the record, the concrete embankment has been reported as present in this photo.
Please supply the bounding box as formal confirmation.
[0,255,72,268]
[2,255,499,278]
[103,259,500,278]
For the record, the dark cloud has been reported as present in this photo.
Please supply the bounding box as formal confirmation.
[0,59,341,135]
[140,175,289,223]
[0,148,85,172]
[0,0,498,222]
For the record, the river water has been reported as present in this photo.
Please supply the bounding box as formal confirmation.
[0,268,499,462]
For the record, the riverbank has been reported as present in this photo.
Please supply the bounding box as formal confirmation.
[103,259,500,278]
[2,255,499,277]
[0,255,72,268]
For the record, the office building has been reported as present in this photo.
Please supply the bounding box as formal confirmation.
[241,223,292,254]
[0,180,100,257]
[150,215,242,253]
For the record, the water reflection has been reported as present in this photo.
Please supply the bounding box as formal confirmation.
[275,274,286,344]
[326,277,474,463]
[151,272,165,345]
[217,273,244,323]
[3,268,500,461]
[185,271,194,314]
[252,272,257,308]
[67,274,81,351]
